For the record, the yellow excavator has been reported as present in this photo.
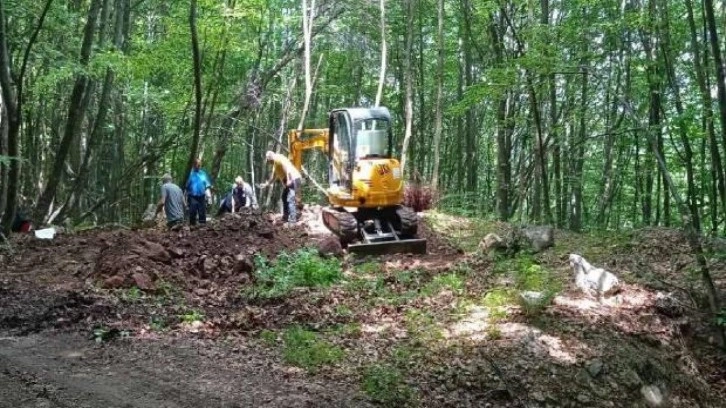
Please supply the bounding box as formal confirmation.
[288,107,426,255]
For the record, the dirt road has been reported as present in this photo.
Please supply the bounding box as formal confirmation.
[0,332,368,408]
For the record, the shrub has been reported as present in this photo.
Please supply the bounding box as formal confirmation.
[249,248,342,299]
[404,184,436,212]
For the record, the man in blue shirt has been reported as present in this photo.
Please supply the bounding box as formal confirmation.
[186,158,212,225]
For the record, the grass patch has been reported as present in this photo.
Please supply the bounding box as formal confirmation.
[492,254,562,316]
[421,272,465,296]
[482,288,517,308]
[354,261,380,275]
[180,309,204,323]
[362,364,415,406]
[248,248,342,299]
[259,329,278,346]
[282,326,344,372]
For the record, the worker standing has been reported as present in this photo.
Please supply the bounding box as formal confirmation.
[186,158,212,226]
[260,151,302,223]
[155,173,186,229]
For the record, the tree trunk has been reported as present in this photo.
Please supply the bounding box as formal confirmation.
[33,0,101,224]
[703,0,726,180]
[686,0,726,231]
[399,0,414,176]
[182,0,203,191]
[1,0,54,234]
[431,0,444,191]
[374,0,386,107]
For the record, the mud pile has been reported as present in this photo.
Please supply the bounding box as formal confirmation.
[92,211,321,293]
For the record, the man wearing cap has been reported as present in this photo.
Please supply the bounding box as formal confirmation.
[155,173,185,229]
[260,151,302,223]
[185,158,213,226]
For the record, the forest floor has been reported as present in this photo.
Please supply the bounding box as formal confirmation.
[1,207,725,407]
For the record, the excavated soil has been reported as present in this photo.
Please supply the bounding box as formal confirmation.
[1,209,726,407]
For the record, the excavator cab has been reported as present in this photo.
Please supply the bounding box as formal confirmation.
[288,107,426,255]
[328,108,392,194]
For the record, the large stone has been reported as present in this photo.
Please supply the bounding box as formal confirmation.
[654,292,685,317]
[569,254,620,297]
[520,225,554,253]
[132,272,155,291]
[478,233,506,253]
[103,275,127,289]
[587,359,604,378]
[132,240,171,264]
[234,254,254,274]
[641,385,664,407]
[317,237,343,258]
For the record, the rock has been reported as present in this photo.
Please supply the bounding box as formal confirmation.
[133,240,171,264]
[641,385,664,407]
[587,359,604,378]
[168,247,185,258]
[569,254,620,297]
[531,391,546,402]
[194,288,209,296]
[200,256,217,277]
[478,233,506,253]
[576,393,591,404]
[103,275,126,289]
[234,254,254,274]
[257,229,274,239]
[654,292,685,317]
[317,237,343,257]
[621,369,642,389]
[132,272,155,291]
[518,291,551,315]
[520,225,554,253]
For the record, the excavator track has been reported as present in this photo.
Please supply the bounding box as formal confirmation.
[322,207,358,245]
[321,205,426,255]
[395,205,418,237]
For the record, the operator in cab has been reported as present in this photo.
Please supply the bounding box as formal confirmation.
[260,151,302,223]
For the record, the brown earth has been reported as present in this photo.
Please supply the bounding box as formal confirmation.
[1,208,725,407]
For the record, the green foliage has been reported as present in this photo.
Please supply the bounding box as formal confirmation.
[259,329,278,346]
[354,261,380,275]
[249,248,342,299]
[421,272,465,296]
[181,309,204,323]
[362,364,415,406]
[121,286,143,302]
[495,254,561,316]
[281,326,344,372]
[717,310,726,327]
[149,316,168,332]
[482,288,517,309]
[486,324,503,340]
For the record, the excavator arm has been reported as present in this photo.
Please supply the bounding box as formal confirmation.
[287,128,329,171]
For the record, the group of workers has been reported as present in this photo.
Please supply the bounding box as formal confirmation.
[155,151,303,229]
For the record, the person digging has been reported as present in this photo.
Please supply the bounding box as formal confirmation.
[259,151,302,224]
[217,176,258,216]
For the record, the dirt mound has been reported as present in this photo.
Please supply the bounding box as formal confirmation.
[91,211,322,295]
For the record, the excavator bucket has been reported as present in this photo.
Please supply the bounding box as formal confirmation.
[348,237,427,256]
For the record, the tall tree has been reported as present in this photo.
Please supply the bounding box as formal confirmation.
[33,0,102,224]
[374,0,386,107]
[399,0,414,175]
[0,0,54,235]
[431,0,444,191]
[182,0,203,190]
